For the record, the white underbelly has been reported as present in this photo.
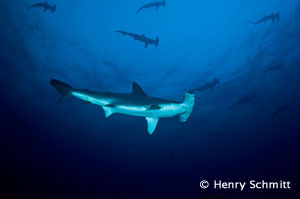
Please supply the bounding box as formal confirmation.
[71,92,186,118]
[114,104,186,118]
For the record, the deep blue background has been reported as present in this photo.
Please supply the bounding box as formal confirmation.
[1,0,299,198]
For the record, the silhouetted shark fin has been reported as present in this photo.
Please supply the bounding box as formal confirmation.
[102,105,115,118]
[50,79,73,103]
[132,82,147,96]
[116,30,126,36]
[155,37,159,47]
[156,6,159,9]
[145,43,149,48]
[136,8,142,14]
[146,117,159,135]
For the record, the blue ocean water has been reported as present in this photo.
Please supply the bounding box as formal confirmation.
[1,0,300,198]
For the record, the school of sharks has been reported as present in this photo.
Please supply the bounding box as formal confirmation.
[2,0,300,198]
[24,0,288,135]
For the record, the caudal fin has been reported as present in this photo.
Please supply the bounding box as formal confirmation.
[50,79,73,102]
[136,7,143,14]
[116,30,127,36]
[179,92,195,122]
[155,37,159,47]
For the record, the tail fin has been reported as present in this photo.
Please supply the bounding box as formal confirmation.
[116,30,127,36]
[162,0,166,7]
[179,92,195,122]
[155,37,159,47]
[136,8,142,14]
[50,79,73,102]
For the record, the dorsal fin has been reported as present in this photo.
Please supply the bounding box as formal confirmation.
[132,82,147,96]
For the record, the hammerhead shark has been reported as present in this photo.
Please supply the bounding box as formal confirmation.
[248,12,280,25]
[271,105,287,117]
[116,31,159,48]
[28,2,56,12]
[264,63,284,72]
[191,78,220,92]
[136,0,166,14]
[229,92,256,110]
[50,79,195,135]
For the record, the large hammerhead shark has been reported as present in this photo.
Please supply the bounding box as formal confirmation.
[50,79,195,135]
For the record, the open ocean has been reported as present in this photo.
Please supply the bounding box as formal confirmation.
[1,0,299,198]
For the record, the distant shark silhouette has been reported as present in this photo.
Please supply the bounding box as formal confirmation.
[271,105,287,117]
[27,2,56,12]
[116,30,159,48]
[50,79,195,135]
[264,63,284,72]
[136,0,166,14]
[229,92,256,110]
[191,78,220,92]
[247,12,280,25]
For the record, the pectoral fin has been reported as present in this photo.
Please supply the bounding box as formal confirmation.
[145,117,159,135]
[102,105,115,118]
